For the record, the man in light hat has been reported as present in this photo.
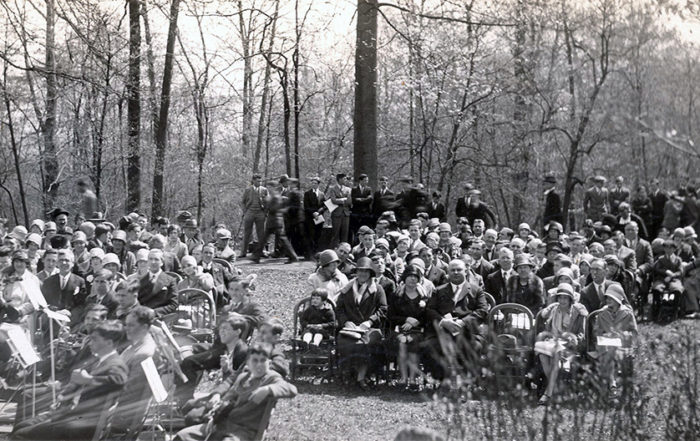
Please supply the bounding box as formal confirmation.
[542,173,563,233]
[214,228,236,263]
[327,173,352,247]
[583,176,609,222]
[609,176,630,216]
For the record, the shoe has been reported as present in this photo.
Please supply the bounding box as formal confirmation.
[357,379,369,391]
[237,253,247,259]
[538,394,550,406]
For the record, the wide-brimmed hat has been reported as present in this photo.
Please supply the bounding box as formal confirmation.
[553,282,575,300]
[88,212,106,223]
[514,254,534,269]
[604,283,625,305]
[318,250,340,267]
[355,257,376,276]
[544,174,556,184]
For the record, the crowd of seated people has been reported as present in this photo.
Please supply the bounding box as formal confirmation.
[0,173,697,440]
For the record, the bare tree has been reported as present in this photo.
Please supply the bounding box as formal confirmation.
[126,0,141,212]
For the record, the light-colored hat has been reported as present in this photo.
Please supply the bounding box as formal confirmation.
[25,233,43,247]
[554,282,575,300]
[135,248,150,262]
[604,283,625,305]
[10,226,27,242]
[30,219,45,232]
[102,253,121,267]
[89,248,106,260]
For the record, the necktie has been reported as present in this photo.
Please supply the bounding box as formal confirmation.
[598,284,604,299]
[60,276,66,290]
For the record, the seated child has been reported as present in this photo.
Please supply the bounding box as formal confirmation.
[300,288,336,346]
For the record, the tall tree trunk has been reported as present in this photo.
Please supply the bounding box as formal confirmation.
[293,0,300,178]
[126,0,141,212]
[151,0,181,218]
[354,0,378,184]
[253,0,279,173]
[511,0,530,225]
[280,71,292,177]
[2,63,29,225]
[237,0,252,158]
[43,0,59,208]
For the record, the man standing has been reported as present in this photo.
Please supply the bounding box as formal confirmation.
[429,191,446,222]
[649,178,668,237]
[455,183,474,219]
[251,182,299,264]
[76,179,98,220]
[609,176,630,216]
[303,176,325,254]
[465,190,497,229]
[351,174,374,242]
[583,176,609,222]
[372,176,394,223]
[240,174,268,258]
[328,173,352,248]
[542,174,562,233]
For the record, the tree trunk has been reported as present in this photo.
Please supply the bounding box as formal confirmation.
[253,0,279,173]
[280,71,292,177]
[237,0,252,158]
[43,0,59,208]
[151,0,181,218]
[293,0,300,178]
[2,63,29,225]
[353,0,378,184]
[126,0,142,212]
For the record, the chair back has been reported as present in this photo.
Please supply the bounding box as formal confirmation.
[585,309,603,353]
[533,308,547,336]
[292,296,336,338]
[176,288,216,332]
[253,399,278,441]
[484,293,496,310]
[166,271,183,283]
[488,303,535,348]
[213,258,235,274]
[90,390,122,441]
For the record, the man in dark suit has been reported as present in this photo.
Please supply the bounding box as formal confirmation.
[423,259,490,380]
[137,249,178,317]
[304,176,325,254]
[649,178,668,237]
[542,174,563,233]
[419,247,447,287]
[455,183,474,219]
[464,190,497,229]
[372,176,394,223]
[609,176,630,216]
[200,244,234,307]
[485,247,514,304]
[11,321,128,441]
[328,173,352,248]
[240,174,268,258]
[428,191,446,222]
[466,239,494,280]
[583,176,609,222]
[350,174,374,243]
[42,249,87,328]
[579,258,615,314]
[623,222,654,275]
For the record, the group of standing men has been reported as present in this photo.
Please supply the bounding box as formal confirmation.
[239,173,448,262]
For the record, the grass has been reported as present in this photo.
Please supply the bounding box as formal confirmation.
[243,260,700,441]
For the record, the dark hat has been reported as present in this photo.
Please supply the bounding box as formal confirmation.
[604,254,623,268]
[544,174,556,184]
[49,235,69,249]
[176,210,193,222]
[401,264,422,281]
[545,221,563,233]
[279,174,290,184]
[546,242,563,254]
[357,225,375,236]
[184,219,198,229]
[252,173,262,179]
[94,225,109,237]
[335,173,346,180]
[355,257,376,276]
[463,182,474,190]
[318,250,340,267]
[309,176,321,183]
[49,207,70,219]
[88,212,105,223]
[358,173,368,180]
